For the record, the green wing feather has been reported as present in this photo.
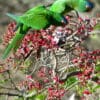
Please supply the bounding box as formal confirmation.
[19,5,64,29]
[20,14,49,29]
[19,6,51,29]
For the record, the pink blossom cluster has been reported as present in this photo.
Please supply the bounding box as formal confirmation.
[73,50,100,85]
[47,87,65,100]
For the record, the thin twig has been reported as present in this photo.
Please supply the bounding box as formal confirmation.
[0,84,15,90]
[7,70,20,92]
[59,71,81,82]
[0,92,22,97]
[52,50,58,83]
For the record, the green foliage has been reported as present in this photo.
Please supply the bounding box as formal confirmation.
[15,97,24,100]
[94,23,100,30]
[28,93,46,100]
[0,74,6,84]
[93,85,100,92]
[95,64,100,71]
[64,76,78,88]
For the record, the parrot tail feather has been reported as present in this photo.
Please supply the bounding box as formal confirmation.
[6,13,20,22]
[2,32,25,59]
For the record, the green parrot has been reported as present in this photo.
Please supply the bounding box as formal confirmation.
[2,5,67,59]
[50,0,94,14]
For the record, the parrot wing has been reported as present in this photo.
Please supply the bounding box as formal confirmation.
[19,6,51,29]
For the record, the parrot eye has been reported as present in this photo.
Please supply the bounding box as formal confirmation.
[86,2,94,12]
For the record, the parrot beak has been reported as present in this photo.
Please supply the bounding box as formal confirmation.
[86,1,94,12]
[62,16,68,24]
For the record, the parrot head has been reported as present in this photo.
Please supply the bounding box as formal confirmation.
[85,1,94,12]
[77,0,94,12]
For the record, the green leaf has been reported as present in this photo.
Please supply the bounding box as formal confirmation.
[0,38,2,43]
[24,59,32,67]
[0,74,6,83]
[93,85,100,92]
[94,23,100,30]
[25,89,37,98]
[35,94,46,100]
[15,97,24,100]
[95,64,100,71]
[28,93,46,100]
[65,76,78,87]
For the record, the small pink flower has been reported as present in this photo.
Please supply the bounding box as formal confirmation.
[26,75,32,80]
[83,90,91,95]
